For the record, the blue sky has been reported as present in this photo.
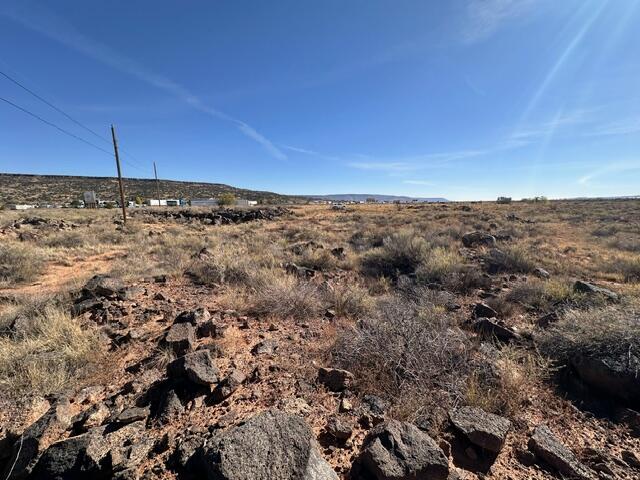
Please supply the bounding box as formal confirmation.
[1,0,639,200]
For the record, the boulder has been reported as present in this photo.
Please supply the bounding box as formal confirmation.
[2,400,74,479]
[168,350,220,386]
[354,420,449,480]
[472,318,520,343]
[156,389,184,424]
[462,232,496,248]
[82,275,127,299]
[573,281,618,300]
[164,323,196,355]
[570,353,640,405]
[29,431,110,480]
[201,409,338,479]
[318,367,354,392]
[448,406,511,453]
[528,425,595,480]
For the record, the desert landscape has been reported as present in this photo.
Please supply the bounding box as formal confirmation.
[0,199,638,479]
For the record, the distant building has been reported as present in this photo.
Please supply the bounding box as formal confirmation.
[191,198,218,207]
[166,199,181,207]
[8,204,36,210]
[147,199,167,206]
[235,199,258,207]
[83,191,98,208]
[497,196,512,204]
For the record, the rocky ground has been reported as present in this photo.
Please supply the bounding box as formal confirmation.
[0,201,639,479]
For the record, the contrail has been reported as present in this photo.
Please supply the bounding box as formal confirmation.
[0,0,287,161]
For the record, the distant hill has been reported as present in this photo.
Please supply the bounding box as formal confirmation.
[0,173,300,205]
[308,194,449,203]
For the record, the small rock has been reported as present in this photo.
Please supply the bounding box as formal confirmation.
[354,420,449,480]
[574,281,618,300]
[168,350,219,385]
[211,370,246,403]
[472,318,520,343]
[449,406,511,453]
[164,323,195,355]
[326,416,352,441]
[251,339,278,355]
[472,303,498,319]
[529,425,595,480]
[462,231,496,248]
[116,406,149,425]
[533,267,550,279]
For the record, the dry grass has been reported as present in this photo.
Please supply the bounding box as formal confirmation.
[0,242,46,285]
[0,299,102,397]
[537,305,640,364]
[248,272,326,320]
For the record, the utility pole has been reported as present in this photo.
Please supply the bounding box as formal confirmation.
[153,161,160,207]
[110,124,127,224]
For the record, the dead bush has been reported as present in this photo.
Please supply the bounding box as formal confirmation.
[607,256,640,282]
[0,242,46,285]
[331,292,471,427]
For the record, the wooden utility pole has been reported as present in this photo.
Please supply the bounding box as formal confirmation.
[110,124,127,224]
[153,161,160,207]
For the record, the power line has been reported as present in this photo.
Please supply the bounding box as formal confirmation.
[0,68,149,172]
[0,95,114,156]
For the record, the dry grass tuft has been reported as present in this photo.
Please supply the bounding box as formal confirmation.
[0,301,102,397]
[0,242,46,285]
[248,272,325,320]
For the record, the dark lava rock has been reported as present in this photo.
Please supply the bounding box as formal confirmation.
[472,318,520,343]
[115,406,149,425]
[174,308,211,326]
[164,323,195,355]
[462,231,496,248]
[573,281,618,300]
[156,389,184,424]
[210,370,246,403]
[168,350,220,386]
[326,416,353,441]
[528,425,595,480]
[570,353,640,405]
[317,367,354,392]
[251,339,279,355]
[472,302,498,319]
[201,409,337,479]
[353,420,449,480]
[449,406,511,453]
[82,275,127,299]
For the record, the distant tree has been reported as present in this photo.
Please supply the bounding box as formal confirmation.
[135,195,144,206]
[366,197,377,203]
[70,199,83,208]
[218,193,236,206]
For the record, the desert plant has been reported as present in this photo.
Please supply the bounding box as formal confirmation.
[0,242,46,285]
[331,292,470,427]
[248,272,325,319]
[0,303,102,397]
[218,193,236,206]
[327,283,374,319]
[537,306,640,365]
[361,229,431,278]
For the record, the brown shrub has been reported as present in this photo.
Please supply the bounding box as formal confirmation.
[0,242,46,285]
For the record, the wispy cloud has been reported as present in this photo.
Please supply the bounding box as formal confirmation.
[281,145,340,162]
[347,162,421,172]
[578,162,640,186]
[403,180,435,186]
[0,0,286,160]
[463,0,538,44]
